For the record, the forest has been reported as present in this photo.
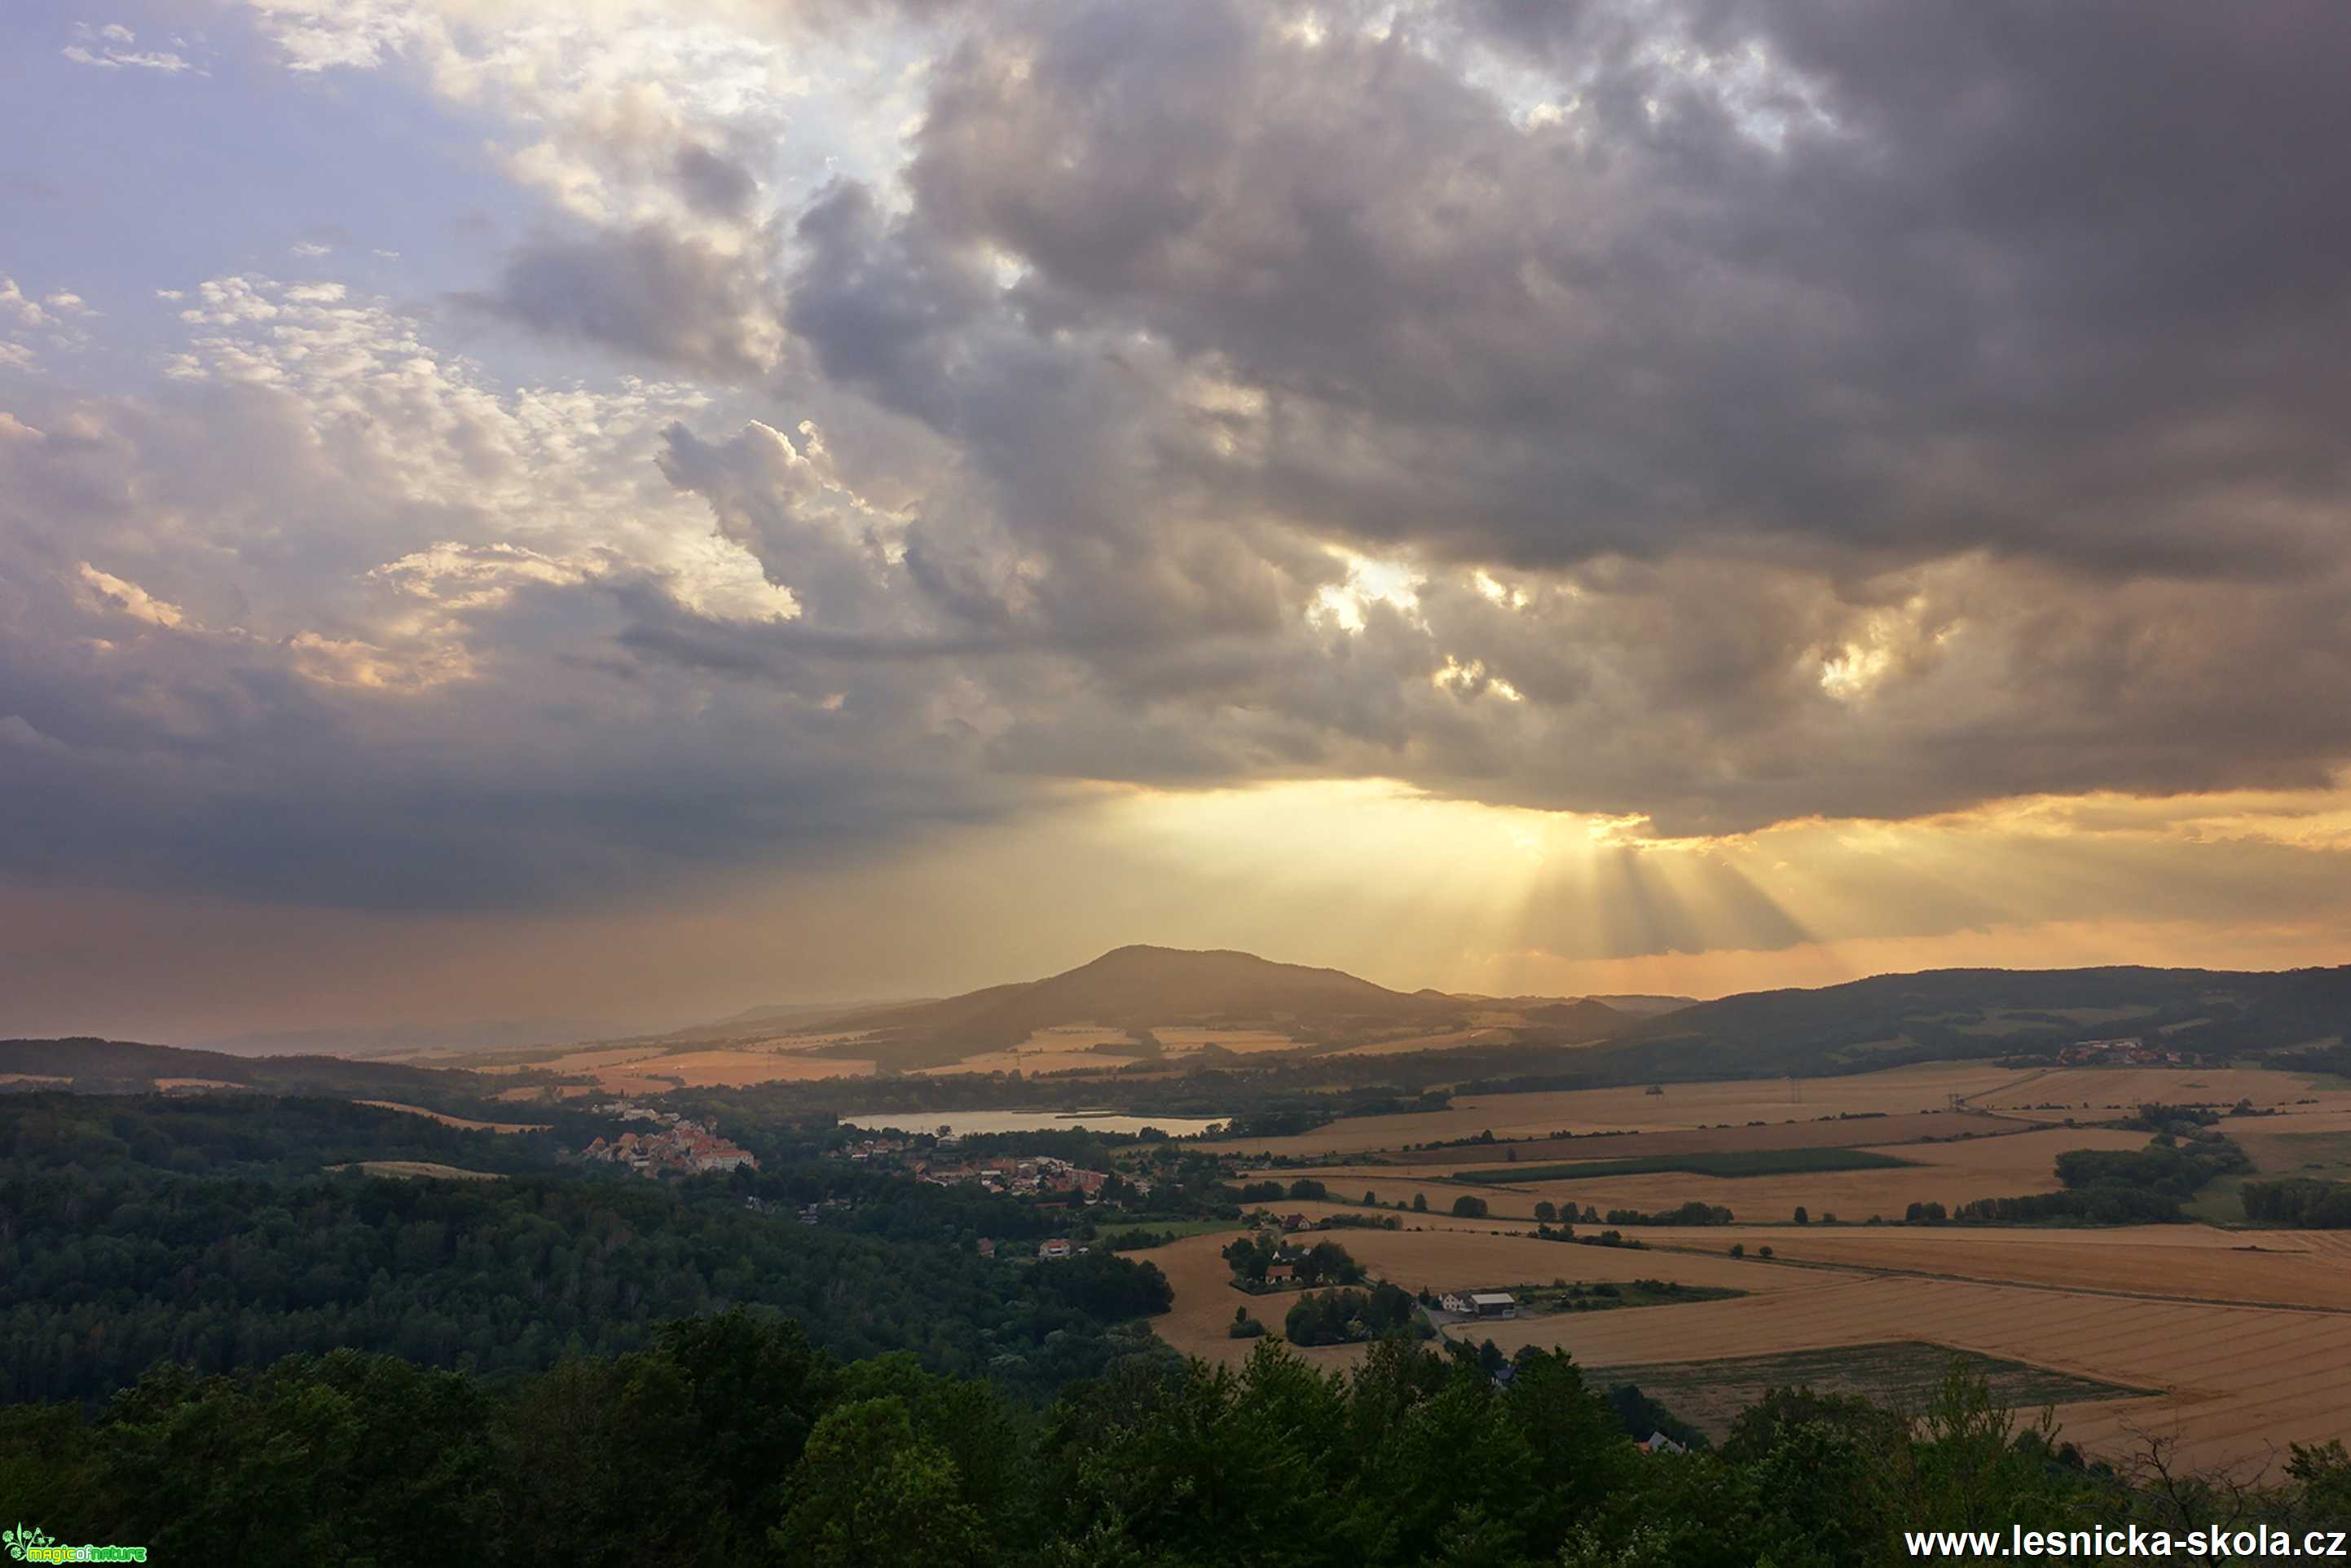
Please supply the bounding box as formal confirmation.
[6,1313,2350,1567]
[0,1095,1173,1405]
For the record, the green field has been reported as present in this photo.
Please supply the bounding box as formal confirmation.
[2189,1130,2351,1224]
[325,1161,503,1182]
[1595,1342,2154,1440]
[1464,1147,1919,1183]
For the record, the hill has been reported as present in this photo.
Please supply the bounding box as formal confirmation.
[0,1036,494,1100]
[804,945,1626,1069]
[1573,964,2351,1081]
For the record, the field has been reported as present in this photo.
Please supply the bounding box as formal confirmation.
[1439,1110,2044,1165]
[1136,1221,1829,1370]
[1140,1209,2351,1473]
[1199,1063,2039,1156]
[1156,1058,2351,1473]
[1470,1147,1921,1183]
[1148,1028,1304,1055]
[1206,1061,2351,1160]
[326,1161,502,1181]
[1966,1065,2340,1117]
[353,1100,548,1134]
[1474,1271,2351,1475]
[2189,1127,2351,1223]
[1258,1126,2155,1223]
[1335,1027,1513,1058]
[1596,1343,2151,1440]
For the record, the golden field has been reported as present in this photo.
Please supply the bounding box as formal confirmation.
[1198,1063,2041,1156]
[1263,1125,2155,1223]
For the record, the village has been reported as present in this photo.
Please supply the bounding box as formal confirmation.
[575,1102,759,1178]
[833,1135,1144,1203]
[2055,1036,2186,1068]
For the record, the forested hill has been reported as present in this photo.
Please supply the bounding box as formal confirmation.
[1552,964,2351,1081]
[0,1036,490,1100]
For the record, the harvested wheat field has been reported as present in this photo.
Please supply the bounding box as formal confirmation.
[1468,1271,2351,1474]
[1254,1125,2153,1224]
[1138,1231,1372,1371]
[1969,1065,2345,1117]
[1602,1223,2351,1312]
[354,1100,548,1133]
[1201,1063,2034,1156]
[1438,1110,2042,1166]
[1308,1224,1820,1302]
[1336,1028,1513,1058]
[1149,1028,1304,1055]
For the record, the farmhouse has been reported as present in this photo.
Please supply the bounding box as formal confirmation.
[1266,1263,1295,1283]
[1468,1292,1519,1319]
[1638,1432,1688,1456]
[1037,1238,1074,1260]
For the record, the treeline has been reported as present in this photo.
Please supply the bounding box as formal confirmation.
[2243,1178,2351,1228]
[1950,1121,2248,1227]
[8,1317,2349,1567]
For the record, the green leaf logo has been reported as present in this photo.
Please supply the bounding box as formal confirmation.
[7,1522,56,1561]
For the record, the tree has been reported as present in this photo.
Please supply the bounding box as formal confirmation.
[1451,1196,1489,1219]
[1793,1206,1809,1226]
[1534,1201,1558,1222]
[1411,1193,1429,1213]
[773,1396,985,1568]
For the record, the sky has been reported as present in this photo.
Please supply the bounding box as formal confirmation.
[4,0,2350,1041]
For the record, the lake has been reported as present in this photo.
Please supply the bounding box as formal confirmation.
[839,1109,1231,1139]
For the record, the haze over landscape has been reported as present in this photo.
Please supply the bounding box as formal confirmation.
[10,1,2351,1561]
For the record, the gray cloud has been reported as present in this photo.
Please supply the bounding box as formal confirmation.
[468,222,786,378]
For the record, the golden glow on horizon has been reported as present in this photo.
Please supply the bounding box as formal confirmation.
[1081,773,2351,997]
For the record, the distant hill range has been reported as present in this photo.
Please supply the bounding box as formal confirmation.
[0,1037,491,1099]
[784,949,2349,1077]
[192,1018,646,1060]
[11,954,2344,1095]
[1570,964,2351,1081]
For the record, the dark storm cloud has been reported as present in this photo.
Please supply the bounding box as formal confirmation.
[891,0,2351,579]
[465,222,785,377]
[673,143,759,219]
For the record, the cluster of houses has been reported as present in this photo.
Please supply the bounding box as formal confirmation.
[1437,1289,1520,1319]
[578,1111,759,1178]
[2058,1037,2182,1067]
[915,1153,1139,1203]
